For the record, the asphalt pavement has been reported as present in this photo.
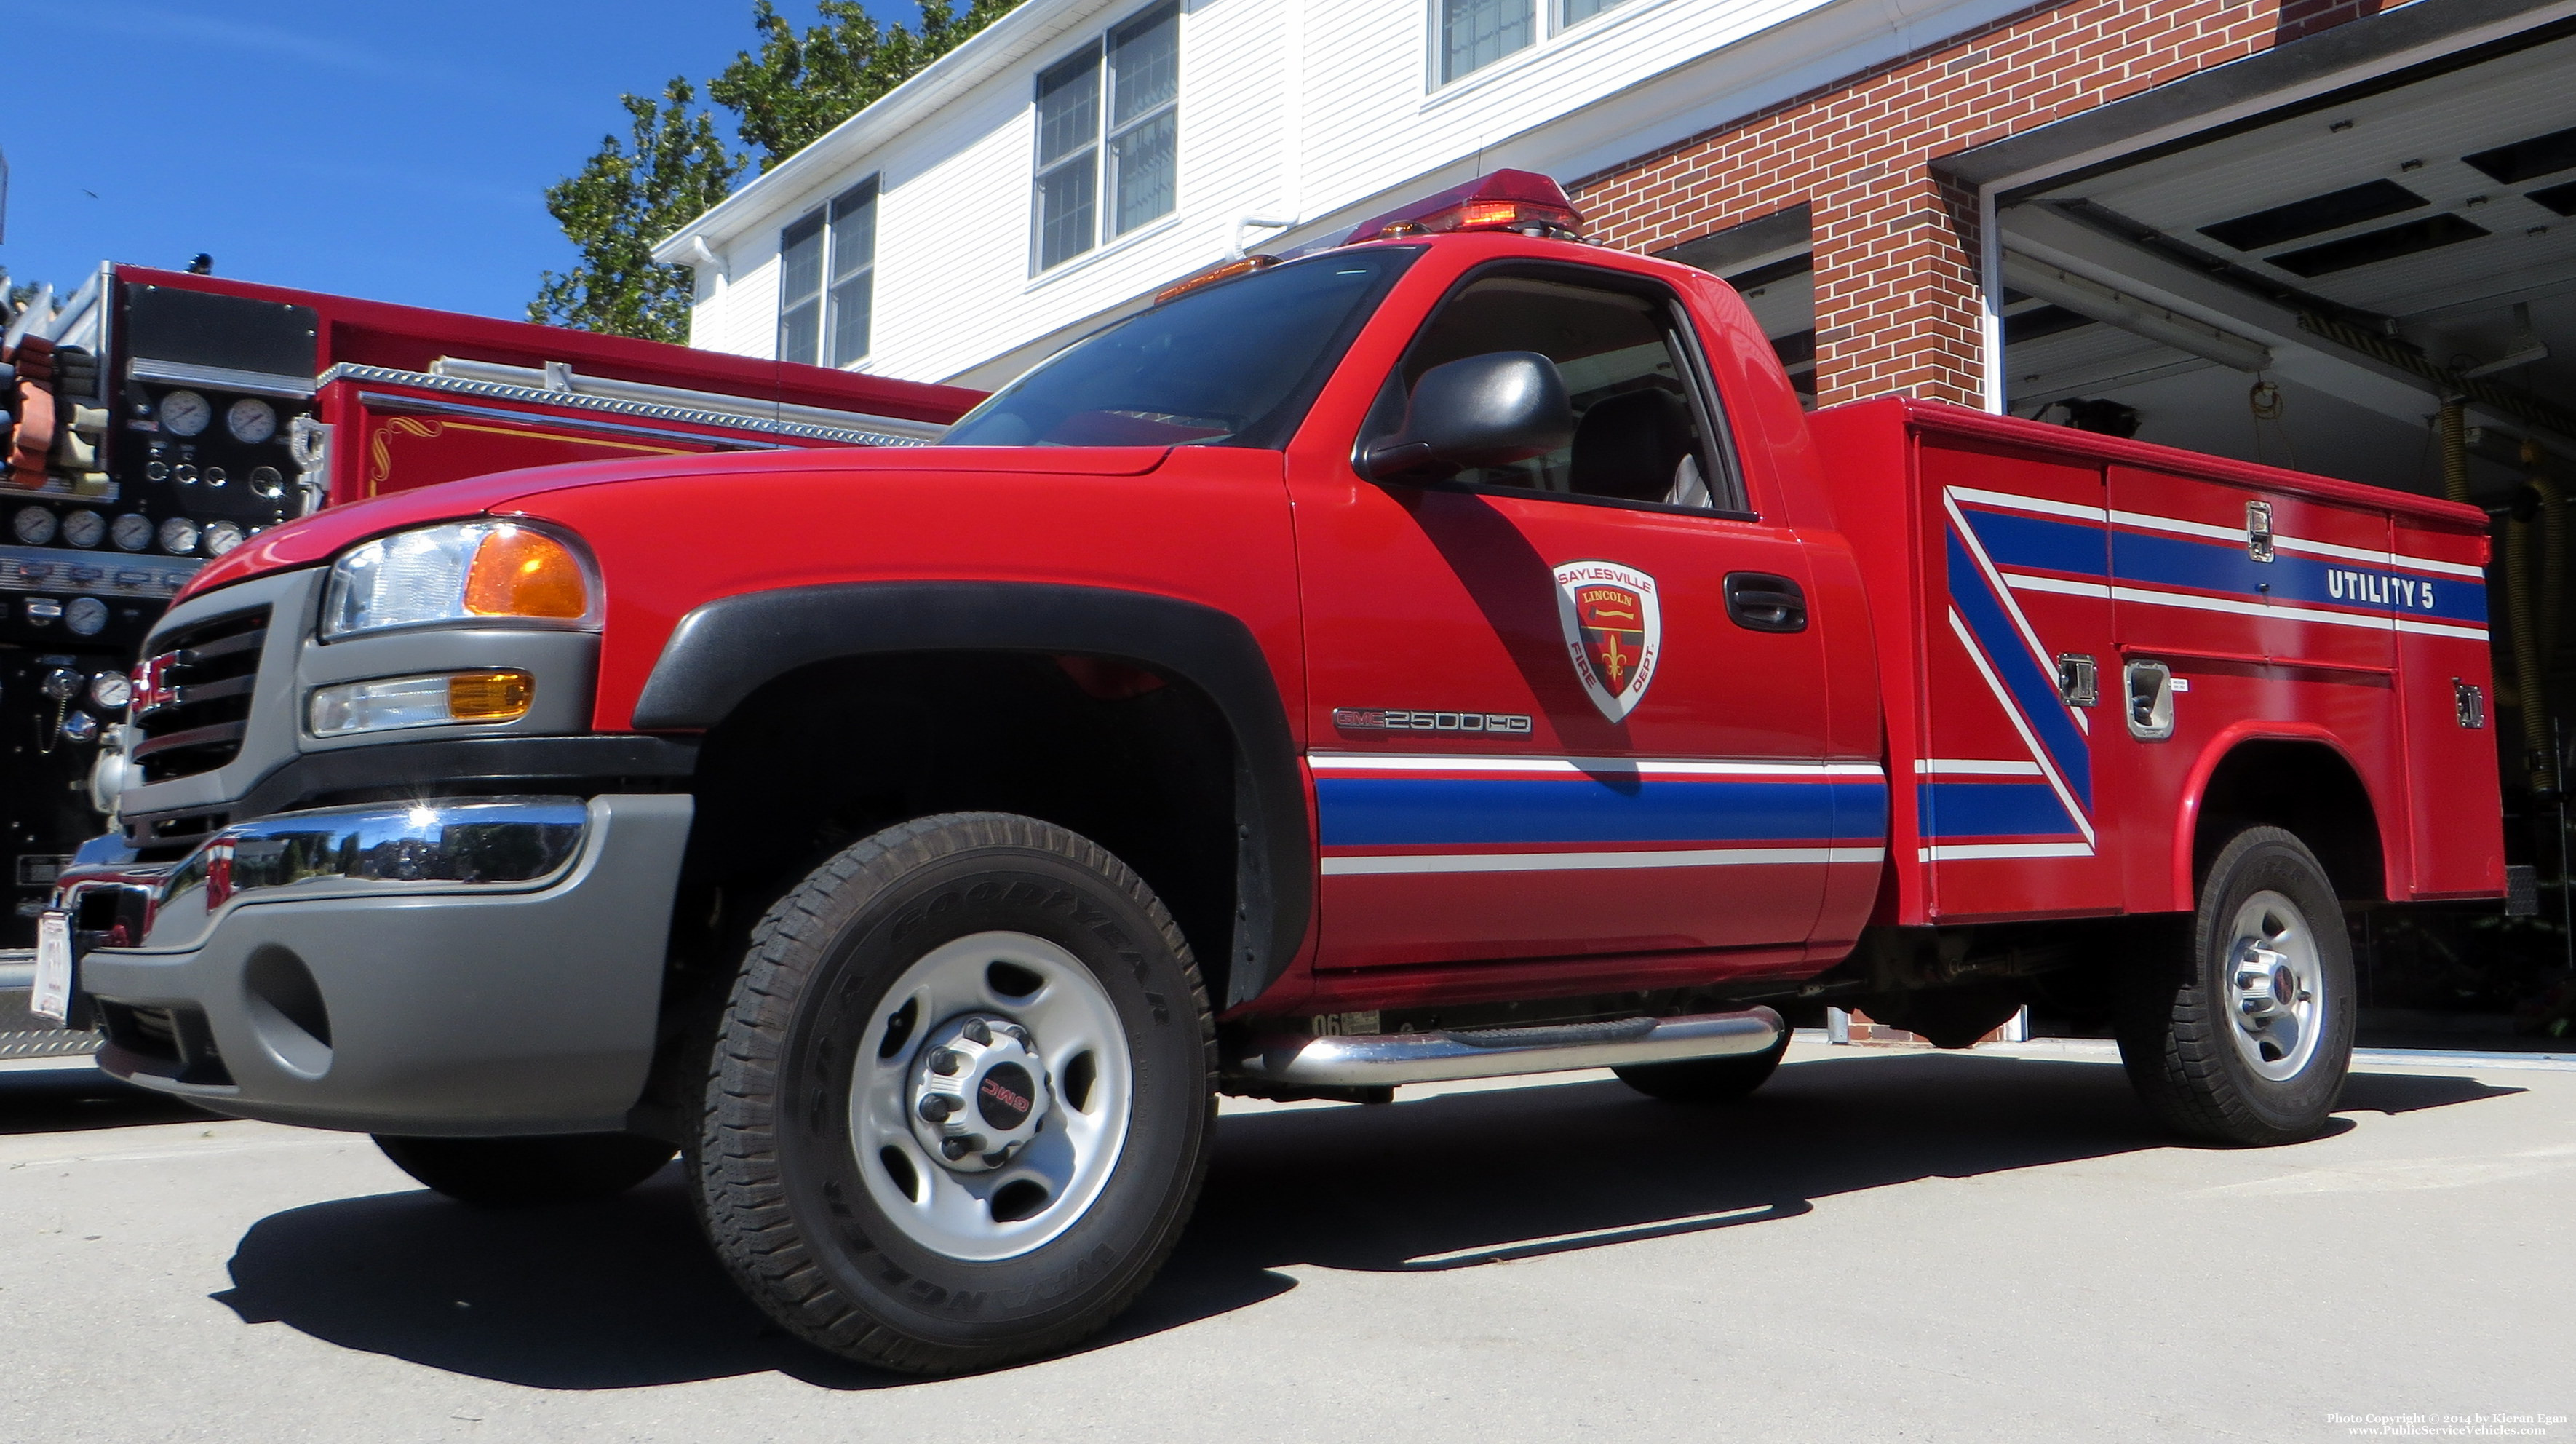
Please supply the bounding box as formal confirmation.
[2,1039,2570,1443]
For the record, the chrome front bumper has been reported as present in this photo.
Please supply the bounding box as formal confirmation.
[56,793,692,1135]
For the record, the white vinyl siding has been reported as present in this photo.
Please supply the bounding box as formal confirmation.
[1033,2,1180,273]
[678,0,2036,383]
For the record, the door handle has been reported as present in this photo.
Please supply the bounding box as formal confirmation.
[1724,572,1807,632]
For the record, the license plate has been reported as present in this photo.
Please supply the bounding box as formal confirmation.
[31,912,73,1025]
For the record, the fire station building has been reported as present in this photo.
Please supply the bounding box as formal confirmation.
[669,0,2576,1048]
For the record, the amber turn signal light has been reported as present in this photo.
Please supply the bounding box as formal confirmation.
[465,526,591,620]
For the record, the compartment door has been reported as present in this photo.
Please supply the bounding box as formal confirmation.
[1919,440,2121,919]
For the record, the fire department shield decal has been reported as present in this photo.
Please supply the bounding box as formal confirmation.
[1554,560,1661,723]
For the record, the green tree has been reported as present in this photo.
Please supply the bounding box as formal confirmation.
[712,0,1024,172]
[536,1,1025,340]
[531,78,740,342]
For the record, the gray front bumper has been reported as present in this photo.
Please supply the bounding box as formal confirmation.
[68,793,691,1136]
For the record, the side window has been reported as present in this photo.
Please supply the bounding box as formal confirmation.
[777,178,880,367]
[1360,274,1748,512]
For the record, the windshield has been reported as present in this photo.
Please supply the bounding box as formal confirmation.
[942,247,1417,449]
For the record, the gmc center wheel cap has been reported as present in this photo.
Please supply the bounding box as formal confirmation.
[909,1014,1053,1170]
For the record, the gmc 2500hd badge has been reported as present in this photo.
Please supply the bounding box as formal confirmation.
[1555,560,1660,721]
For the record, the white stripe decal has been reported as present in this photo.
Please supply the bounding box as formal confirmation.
[1951,485,2483,579]
[1915,758,2046,776]
[1321,846,1880,876]
[1947,485,2107,523]
[1944,489,2091,736]
[2395,617,2492,640]
[1306,753,1884,779]
[1946,608,2098,847]
[2000,572,2113,599]
[1917,842,2097,862]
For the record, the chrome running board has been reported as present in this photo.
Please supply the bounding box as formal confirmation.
[1227,1006,1784,1087]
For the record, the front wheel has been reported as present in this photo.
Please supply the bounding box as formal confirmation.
[2116,826,2355,1146]
[697,813,1215,1376]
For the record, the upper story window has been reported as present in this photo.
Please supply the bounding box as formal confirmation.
[778,178,879,368]
[1438,0,1634,87]
[1033,2,1180,273]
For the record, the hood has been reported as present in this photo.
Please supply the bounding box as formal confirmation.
[178,444,1174,600]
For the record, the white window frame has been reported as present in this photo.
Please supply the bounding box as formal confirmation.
[1428,0,1641,91]
[1030,1,1182,275]
[776,175,880,368]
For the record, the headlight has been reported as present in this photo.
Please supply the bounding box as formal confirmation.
[320,520,599,641]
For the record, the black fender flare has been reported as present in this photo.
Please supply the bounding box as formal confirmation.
[632,581,1308,1009]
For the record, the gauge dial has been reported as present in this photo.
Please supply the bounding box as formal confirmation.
[158,389,212,437]
[12,504,56,545]
[201,520,245,557]
[60,509,106,550]
[248,465,285,499]
[90,671,133,711]
[158,517,201,555]
[225,397,277,444]
[110,513,154,552]
[64,597,108,638]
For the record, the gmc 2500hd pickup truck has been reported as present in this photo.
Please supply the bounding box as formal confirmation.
[48,172,2503,1374]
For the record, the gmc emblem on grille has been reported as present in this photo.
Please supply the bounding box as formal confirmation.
[133,653,180,717]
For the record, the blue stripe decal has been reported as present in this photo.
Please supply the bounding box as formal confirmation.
[1962,506,2488,624]
[1946,528,2094,809]
[1316,777,1881,848]
[1917,782,2080,840]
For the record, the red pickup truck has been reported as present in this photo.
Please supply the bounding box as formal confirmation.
[51,172,2501,1374]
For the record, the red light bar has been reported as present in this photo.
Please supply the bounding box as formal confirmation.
[1342,169,1585,245]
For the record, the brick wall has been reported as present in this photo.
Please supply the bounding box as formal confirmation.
[1573,0,2406,408]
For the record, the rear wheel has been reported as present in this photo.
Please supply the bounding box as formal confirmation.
[1613,1031,1789,1103]
[2116,826,2354,1146]
[697,812,1215,1376]
[373,1132,677,1207]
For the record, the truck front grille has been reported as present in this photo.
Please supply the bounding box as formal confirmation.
[133,606,271,784]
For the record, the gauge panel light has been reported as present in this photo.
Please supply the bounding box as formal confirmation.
[320,520,599,641]
[309,670,534,737]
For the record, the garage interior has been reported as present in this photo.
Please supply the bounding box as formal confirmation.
[1982,20,2576,1050]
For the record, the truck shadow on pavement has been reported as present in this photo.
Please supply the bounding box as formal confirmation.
[0,1062,214,1135]
[208,1052,2520,1390]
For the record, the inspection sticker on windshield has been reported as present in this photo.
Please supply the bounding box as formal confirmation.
[31,912,73,1025]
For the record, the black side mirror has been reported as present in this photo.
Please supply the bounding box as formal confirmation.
[1361,351,1574,483]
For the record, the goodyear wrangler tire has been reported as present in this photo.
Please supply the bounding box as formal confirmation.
[697,812,1216,1375]
[2115,826,2355,1146]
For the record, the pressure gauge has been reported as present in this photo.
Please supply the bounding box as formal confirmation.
[64,596,108,636]
[158,517,202,555]
[201,520,245,557]
[11,504,56,545]
[110,513,154,552]
[158,389,212,437]
[60,509,106,550]
[248,464,285,499]
[90,670,133,711]
[226,397,277,444]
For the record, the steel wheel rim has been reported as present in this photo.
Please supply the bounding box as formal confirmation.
[848,929,1134,1262]
[2224,889,2326,1082]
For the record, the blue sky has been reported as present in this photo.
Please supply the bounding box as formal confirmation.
[3,0,917,320]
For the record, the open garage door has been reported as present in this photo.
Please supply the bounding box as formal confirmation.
[1956,13,2576,1051]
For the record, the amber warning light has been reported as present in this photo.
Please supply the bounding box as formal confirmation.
[1343,169,1585,245]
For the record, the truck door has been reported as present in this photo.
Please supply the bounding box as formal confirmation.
[1287,263,1844,972]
